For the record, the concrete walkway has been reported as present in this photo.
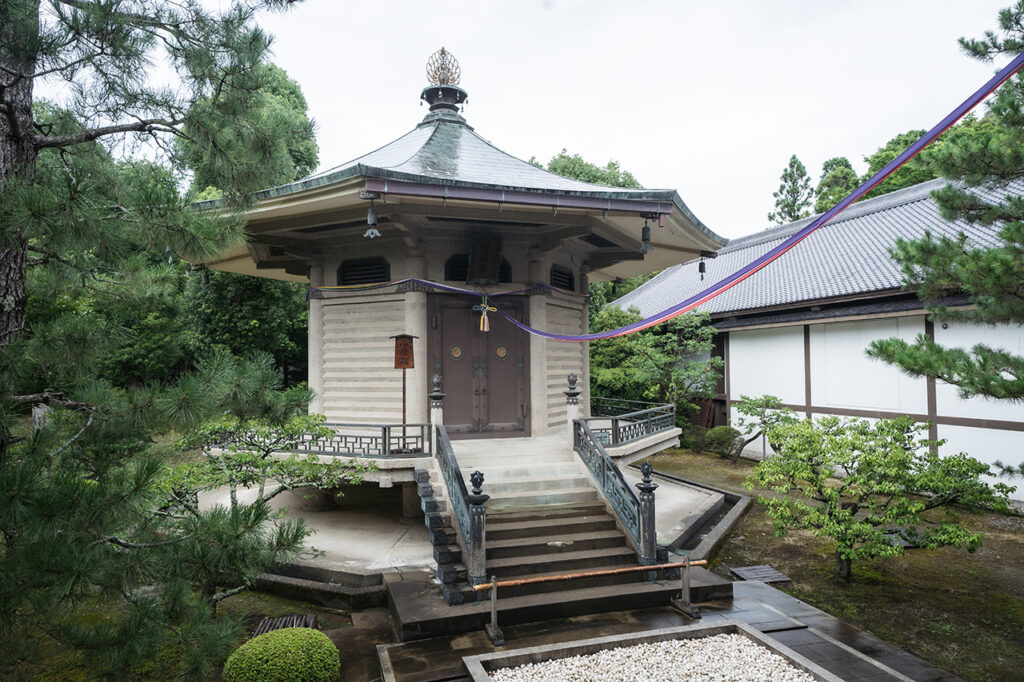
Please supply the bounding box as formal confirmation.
[198,485,435,575]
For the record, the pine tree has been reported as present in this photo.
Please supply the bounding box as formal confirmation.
[768,154,813,225]
[0,2,351,677]
[867,2,1024,476]
[814,156,859,213]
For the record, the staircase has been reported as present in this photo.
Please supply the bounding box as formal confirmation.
[398,435,732,640]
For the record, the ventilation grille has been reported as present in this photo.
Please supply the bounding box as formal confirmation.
[550,264,575,291]
[338,257,390,285]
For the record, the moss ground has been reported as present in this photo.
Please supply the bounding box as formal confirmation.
[649,448,1024,682]
[25,592,350,682]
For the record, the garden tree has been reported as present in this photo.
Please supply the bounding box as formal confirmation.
[536,149,721,418]
[767,154,813,225]
[162,351,371,611]
[0,0,301,343]
[730,394,800,461]
[814,156,859,213]
[586,271,657,329]
[531,148,642,189]
[590,306,721,422]
[0,1,344,677]
[747,415,1012,582]
[179,62,319,194]
[180,63,316,385]
[860,129,941,199]
[867,3,1024,477]
[185,269,309,386]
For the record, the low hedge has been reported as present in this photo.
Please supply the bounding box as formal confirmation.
[704,425,743,458]
[223,627,340,682]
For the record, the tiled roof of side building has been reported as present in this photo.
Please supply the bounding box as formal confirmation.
[613,177,1018,318]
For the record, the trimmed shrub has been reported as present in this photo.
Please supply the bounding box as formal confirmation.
[223,627,339,682]
[680,424,707,451]
[703,425,743,458]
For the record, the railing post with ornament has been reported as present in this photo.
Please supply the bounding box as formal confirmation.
[428,374,445,455]
[564,373,581,446]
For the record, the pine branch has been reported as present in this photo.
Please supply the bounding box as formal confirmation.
[9,392,96,412]
[33,118,183,149]
[209,584,248,603]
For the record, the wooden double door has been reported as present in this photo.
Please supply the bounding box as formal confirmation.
[429,295,529,438]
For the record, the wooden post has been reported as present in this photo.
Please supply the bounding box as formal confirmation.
[671,555,702,619]
[391,334,417,446]
[485,575,504,645]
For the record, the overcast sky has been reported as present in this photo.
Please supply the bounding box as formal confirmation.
[258,1,1010,240]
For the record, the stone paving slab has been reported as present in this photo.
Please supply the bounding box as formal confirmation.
[376,580,963,682]
[732,563,792,583]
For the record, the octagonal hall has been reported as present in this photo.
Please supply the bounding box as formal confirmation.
[197,50,725,437]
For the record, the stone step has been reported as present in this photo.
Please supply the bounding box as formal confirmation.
[485,513,617,541]
[480,475,592,495]
[455,451,575,467]
[388,567,734,642]
[485,502,610,524]
[460,462,585,481]
[485,529,626,560]
[485,486,600,508]
[484,545,637,579]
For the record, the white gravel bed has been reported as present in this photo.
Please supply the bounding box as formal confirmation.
[488,633,817,682]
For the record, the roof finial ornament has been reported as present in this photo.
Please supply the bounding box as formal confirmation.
[420,48,469,115]
[426,47,461,86]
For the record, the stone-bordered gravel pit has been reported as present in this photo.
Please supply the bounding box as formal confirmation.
[462,622,842,682]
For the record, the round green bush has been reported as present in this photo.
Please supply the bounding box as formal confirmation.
[223,627,340,682]
[703,425,742,457]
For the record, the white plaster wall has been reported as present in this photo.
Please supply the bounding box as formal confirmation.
[934,321,1024,421]
[729,326,805,405]
[938,424,1024,498]
[809,317,927,414]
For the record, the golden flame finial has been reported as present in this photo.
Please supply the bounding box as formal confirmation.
[426,47,461,86]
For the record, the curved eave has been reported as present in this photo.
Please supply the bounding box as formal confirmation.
[195,164,726,282]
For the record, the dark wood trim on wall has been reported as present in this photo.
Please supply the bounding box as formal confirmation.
[803,324,812,419]
[924,318,939,444]
[723,332,731,410]
[726,399,1024,433]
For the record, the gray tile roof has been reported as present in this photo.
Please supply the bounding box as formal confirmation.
[253,109,697,202]
[613,178,1018,318]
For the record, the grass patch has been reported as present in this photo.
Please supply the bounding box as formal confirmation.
[649,448,1024,682]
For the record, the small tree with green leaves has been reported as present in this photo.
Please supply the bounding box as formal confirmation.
[733,395,801,460]
[746,415,1013,582]
[768,154,813,225]
[590,306,721,422]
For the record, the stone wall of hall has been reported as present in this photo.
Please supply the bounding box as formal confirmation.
[318,292,407,424]
[544,293,588,431]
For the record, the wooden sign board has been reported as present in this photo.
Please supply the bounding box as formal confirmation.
[391,334,417,369]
